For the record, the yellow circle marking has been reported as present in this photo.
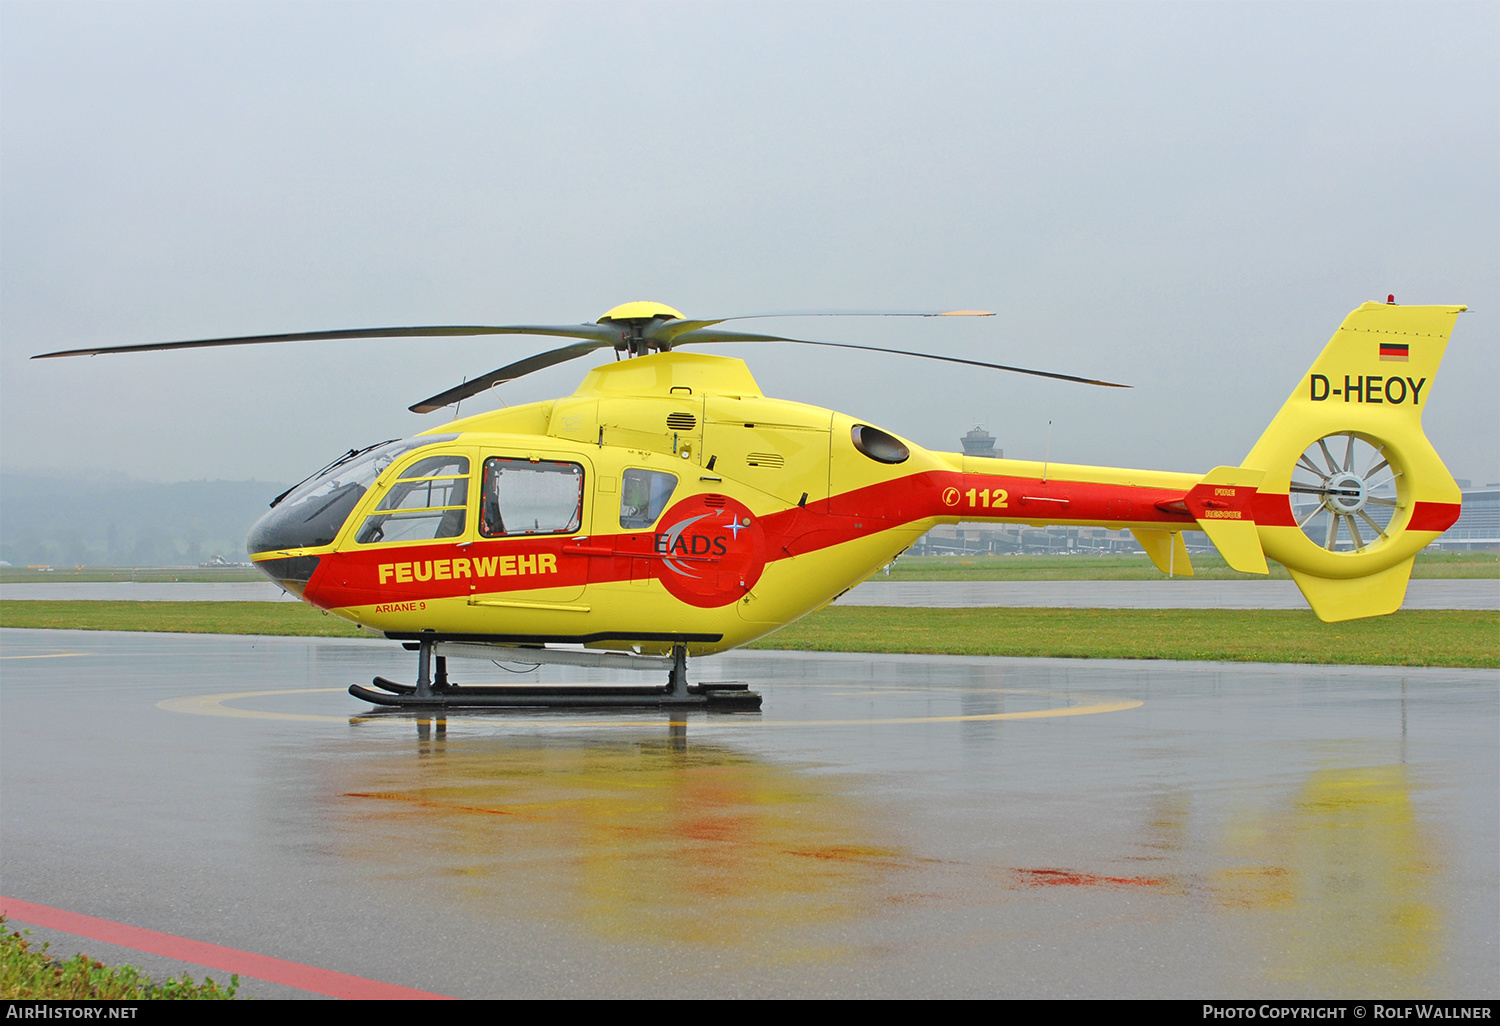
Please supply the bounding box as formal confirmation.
[158,688,351,723]
[769,696,1142,726]
[160,687,1140,726]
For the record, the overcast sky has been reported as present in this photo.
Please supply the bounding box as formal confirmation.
[3,1,1495,489]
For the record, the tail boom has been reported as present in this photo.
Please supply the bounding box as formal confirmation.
[907,302,1465,621]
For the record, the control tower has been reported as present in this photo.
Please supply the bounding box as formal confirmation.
[961,425,999,459]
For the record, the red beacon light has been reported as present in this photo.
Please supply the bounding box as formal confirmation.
[1388,294,1396,304]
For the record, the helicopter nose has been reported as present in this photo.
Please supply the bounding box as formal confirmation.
[251,554,321,598]
[245,472,368,596]
[246,480,365,556]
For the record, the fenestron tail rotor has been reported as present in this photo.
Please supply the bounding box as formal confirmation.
[1288,433,1402,553]
[31,302,1133,413]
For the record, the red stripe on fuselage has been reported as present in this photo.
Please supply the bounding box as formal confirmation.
[847,470,1199,528]
[1252,492,1297,527]
[305,470,1200,609]
[1245,495,1460,533]
[304,538,586,609]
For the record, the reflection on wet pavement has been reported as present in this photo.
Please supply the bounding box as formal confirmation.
[324,727,903,960]
[1216,765,1440,994]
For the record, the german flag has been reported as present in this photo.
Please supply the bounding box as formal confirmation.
[1379,342,1410,362]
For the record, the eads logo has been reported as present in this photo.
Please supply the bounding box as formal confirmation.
[651,494,766,607]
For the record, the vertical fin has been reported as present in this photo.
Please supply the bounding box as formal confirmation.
[1131,529,1193,577]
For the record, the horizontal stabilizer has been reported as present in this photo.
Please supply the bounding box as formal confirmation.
[1185,466,1269,575]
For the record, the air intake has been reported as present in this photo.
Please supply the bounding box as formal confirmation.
[746,452,785,468]
[666,412,697,431]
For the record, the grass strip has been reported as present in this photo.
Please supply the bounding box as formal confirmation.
[0,601,367,638]
[745,607,1500,668]
[879,550,1499,582]
[0,919,237,1000]
[2,601,1495,667]
[0,568,264,584]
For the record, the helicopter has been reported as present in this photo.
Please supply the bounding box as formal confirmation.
[34,299,1466,710]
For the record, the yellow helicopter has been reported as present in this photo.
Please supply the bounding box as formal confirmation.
[35,299,1466,710]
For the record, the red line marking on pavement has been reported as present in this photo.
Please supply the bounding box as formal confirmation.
[1012,868,1164,889]
[0,896,450,1000]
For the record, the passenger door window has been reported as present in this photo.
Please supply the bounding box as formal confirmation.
[479,459,584,537]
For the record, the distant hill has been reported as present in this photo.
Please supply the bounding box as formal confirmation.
[0,475,290,566]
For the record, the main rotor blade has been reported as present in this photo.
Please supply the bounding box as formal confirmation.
[410,310,1010,412]
[646,309,993,345]
[409,341,610,414]
[32,323,622,359]
[666,328,1131,388]
[33,312,990,358]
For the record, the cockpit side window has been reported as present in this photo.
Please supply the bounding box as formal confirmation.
[355,454,470,545]
[391,454,469,480]
[247,435,458,554]
[479,458,584,538]
[619,469,678,529]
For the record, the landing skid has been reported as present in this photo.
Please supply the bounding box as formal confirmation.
[347,641,762,711]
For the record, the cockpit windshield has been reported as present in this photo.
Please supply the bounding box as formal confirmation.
[247,435,458,554]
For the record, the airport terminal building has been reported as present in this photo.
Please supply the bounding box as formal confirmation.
[1437,485,1500,550]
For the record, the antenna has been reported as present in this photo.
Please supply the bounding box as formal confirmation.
[452,376,467,419]
[1042,420,1052,483]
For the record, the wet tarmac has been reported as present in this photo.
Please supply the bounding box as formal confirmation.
[1,628,1496,998]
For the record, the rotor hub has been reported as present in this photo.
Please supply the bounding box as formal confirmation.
[1322,471,1368,514]
[596,302,686,357]
[597,301,684,324]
